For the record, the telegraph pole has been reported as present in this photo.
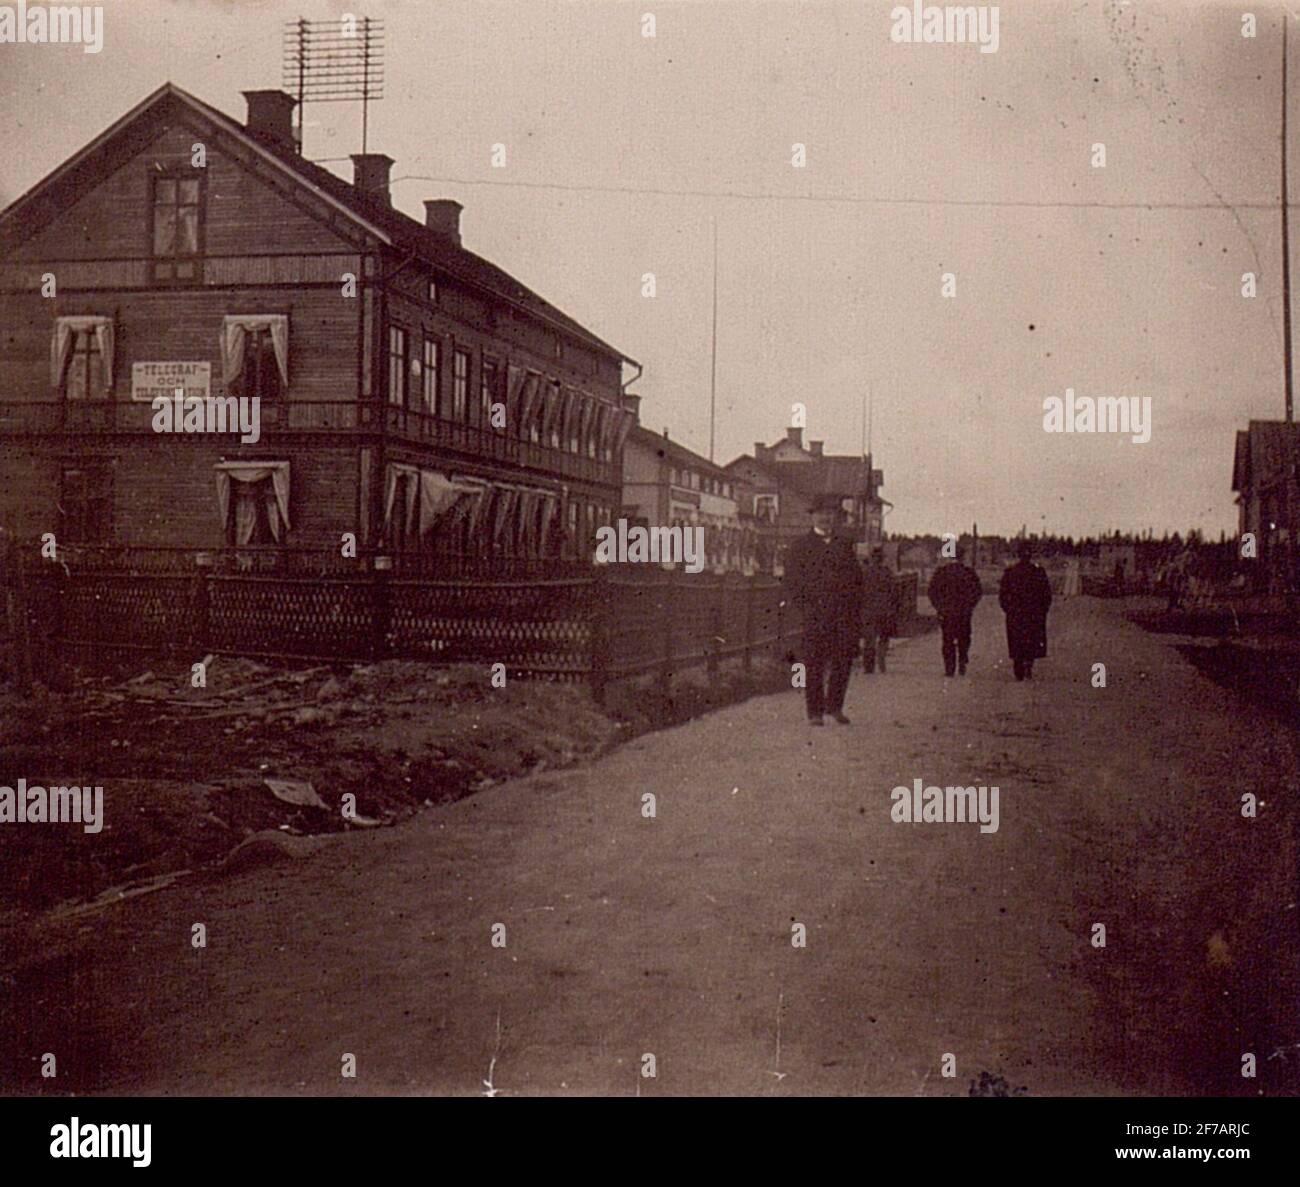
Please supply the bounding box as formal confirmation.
[1283,11,1297,591]
[708,217,718,463]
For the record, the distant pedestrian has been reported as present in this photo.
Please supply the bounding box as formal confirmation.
[999,541,1053,681]
[860,547,898,674]
[784,495,865,725]
[927,548,983,677]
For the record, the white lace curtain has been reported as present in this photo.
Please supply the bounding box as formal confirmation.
[215,462,290,543]
[220,315,289,389]
[50,316,114,394]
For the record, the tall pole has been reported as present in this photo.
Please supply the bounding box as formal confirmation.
[1284,11,1294,423]
[1284,11,1297,592]
[709,217,718,463]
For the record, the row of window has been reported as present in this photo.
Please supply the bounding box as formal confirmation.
[668,464,733,500]
[57,460,617,559]
[50,314,606,461]
[387,324,616,460]
[52,315,284,401]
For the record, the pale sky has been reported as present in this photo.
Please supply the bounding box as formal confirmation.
[0,0,1292,536]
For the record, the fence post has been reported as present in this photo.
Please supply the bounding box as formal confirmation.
[48,550,71,691]
[371,555,393,660]
[659,565,675,695]
[707,576,722,680]
[742,575,754,674]
[193,553,212,655]
[589,564,610,704]
[3,537,34,693]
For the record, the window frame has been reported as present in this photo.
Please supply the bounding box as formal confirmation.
[388,325,408,407]
[480,356,500,429]
[58,461,113,542]
[234,325,284,401]
[149,168,206,286]
[452,347,470,421]
[62,328,106,401]
[421,336,439,415]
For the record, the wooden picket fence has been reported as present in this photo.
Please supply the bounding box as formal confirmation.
[1,543,918,701]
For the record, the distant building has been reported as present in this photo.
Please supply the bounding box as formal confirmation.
[1232,419,1300,579]
[724,427,887,569]
[621,426,756,572]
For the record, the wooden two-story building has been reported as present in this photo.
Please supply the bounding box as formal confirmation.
[0,83,639,567]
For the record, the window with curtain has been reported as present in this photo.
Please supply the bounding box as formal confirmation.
[227,478,279,546]
[58,463,113,542]
[389,470,417,553]
[388,326,408,406]
[422,338,439,414]
[233,327,282,400]
[63,329,104,400]
[549,382,562,448]
[480,358,499,428]
[151,173,203,284]
[452,349,469,420]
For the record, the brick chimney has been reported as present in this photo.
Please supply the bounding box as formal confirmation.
[243,90,298,152]
[423,199,463,245]
[351,153,395,206]
[809,440,824,457]
[786,427,803,447]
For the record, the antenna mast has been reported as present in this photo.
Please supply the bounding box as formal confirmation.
[282,16,386,156]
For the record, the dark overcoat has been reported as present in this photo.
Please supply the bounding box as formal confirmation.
[999,560,1053,660]
[861,559,899,636]
[927,562,983,624]
[783,530,865,657]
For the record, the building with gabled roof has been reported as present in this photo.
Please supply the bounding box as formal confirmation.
[724,427,887,569]
[1232,419,1300,580]
[0,83,640,567]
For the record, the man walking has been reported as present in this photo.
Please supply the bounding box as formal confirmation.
[860,546,898,674]
[999,540,1053,680]
[927,547,983,677]
[784,495,864,725]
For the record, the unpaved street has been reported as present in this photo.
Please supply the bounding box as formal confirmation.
[5,597,1298,1096]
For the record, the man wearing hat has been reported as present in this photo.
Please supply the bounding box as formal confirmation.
[860,545,899,674]
[999,540,1053,680]
[783,494,865,725]
[926,544,983,677]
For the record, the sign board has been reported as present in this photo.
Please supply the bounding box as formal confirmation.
[131,361,211,403]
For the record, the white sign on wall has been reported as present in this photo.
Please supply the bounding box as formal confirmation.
[131,361,211,403]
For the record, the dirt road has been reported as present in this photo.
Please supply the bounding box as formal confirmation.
[5,596,1299,1096]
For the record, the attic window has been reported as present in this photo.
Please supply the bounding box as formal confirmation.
[553,336,563,360]
[151,171,204,284]
[428,280,438,304]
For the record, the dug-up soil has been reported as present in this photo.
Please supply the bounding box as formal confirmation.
[0,651,793,937]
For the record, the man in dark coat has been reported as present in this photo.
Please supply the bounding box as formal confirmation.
[783,495,864,725]
[927,547,983,677]
[999,541,1053,680]
[860,547,898,674]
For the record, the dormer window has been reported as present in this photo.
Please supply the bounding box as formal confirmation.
[151,171,204,284]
